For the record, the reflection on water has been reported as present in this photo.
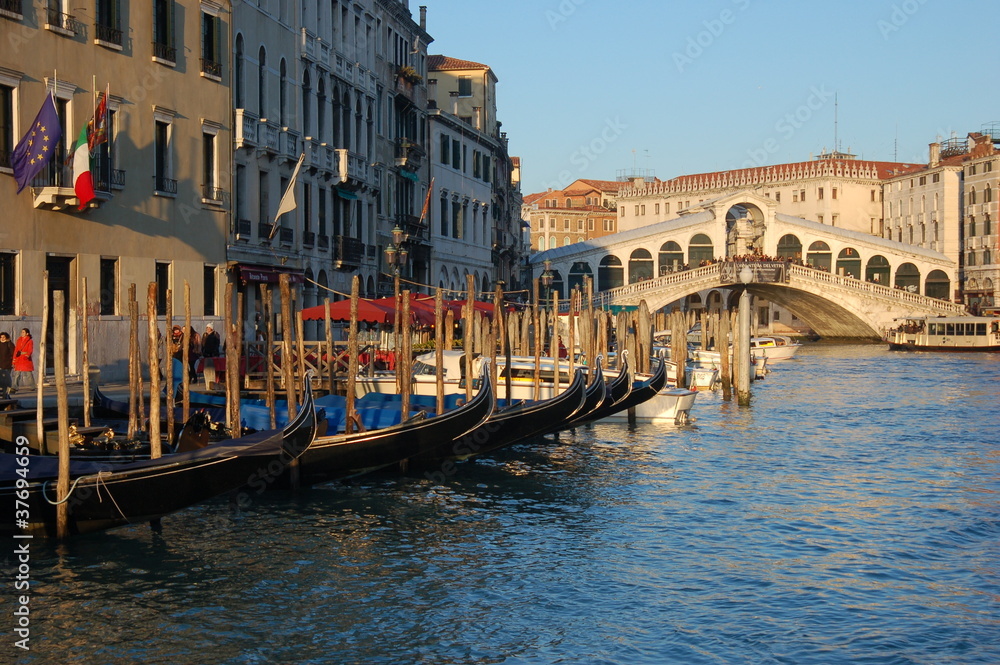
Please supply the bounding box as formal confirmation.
[7,343,1000,664]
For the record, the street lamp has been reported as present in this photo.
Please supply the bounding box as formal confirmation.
[384,224,409,274]
[540,259,554,294]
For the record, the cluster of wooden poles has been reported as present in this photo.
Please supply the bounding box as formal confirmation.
[37,271,754,539]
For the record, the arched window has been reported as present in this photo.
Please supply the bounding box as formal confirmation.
[807,241,831,271]
[628,248,654,283]
[598,255,624,290]
[548,236,556,250]
[279,58,288,125]
[776,234,803,260]
[341,91,351,149]
[836,247,861,279]
[925,269,950,300]
[317,77,326,141]
[688,233,714,265]
[538,237,545,252]
[969,187,977,205]
[235,34,245,108]
[257,46,267,117]
[563,236,571,247]
[865,255,890,284]
[568,261,594,292]
[658,240,683,274]
[967,251,977,267]
[986,185,993,203]
[984,248,992,265]
[302,68,311,136]
[969,217,976,237]
[895,262,920,293]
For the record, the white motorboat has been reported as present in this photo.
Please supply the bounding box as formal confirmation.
[749,335,801,362]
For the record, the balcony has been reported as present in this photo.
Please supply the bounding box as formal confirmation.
[202,185,228,206]
[201,57,222,81]
[258,222,275,239]
[303,231,315,247]
[279,127,300,163]
[152,40,176,64]
[279,226,294,245]
[95,22,122,49]
[318,235,329,250]
[397,213,428,244]
[336,150,368,190]
[235,109,258,149]
[300,28,330,67]
[154,175,177,196]
[45,8,77,36]
[260,120,279,154]
[394,138,424,171]
[0,0,23,20]
[236,219,252,239]
[333,235,363,270]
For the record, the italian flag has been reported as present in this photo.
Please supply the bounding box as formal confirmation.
[72,124,95,210]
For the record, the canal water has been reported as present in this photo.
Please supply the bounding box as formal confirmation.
[8,343,999,664]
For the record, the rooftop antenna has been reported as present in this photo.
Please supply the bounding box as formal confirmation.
[834,93,838,153]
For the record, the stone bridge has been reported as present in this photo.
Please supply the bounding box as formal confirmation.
[590,261,966,337]
[530,190,965,338]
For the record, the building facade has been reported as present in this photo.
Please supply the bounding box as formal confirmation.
[426,54,524,297]
[0,0,232,379]
[524,178,621,253]
[229,0,433,336]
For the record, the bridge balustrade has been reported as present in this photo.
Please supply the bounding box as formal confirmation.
[587,261,966,316]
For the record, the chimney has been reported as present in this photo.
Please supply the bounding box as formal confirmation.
[426,78,437,108]
[419,6,427,31]
[473,106,482,131]
[929,142,940,168]
[449,91,459,115]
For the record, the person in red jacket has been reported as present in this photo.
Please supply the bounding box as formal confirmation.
[11,328,34,394]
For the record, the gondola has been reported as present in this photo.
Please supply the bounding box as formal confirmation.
[408,365,589,464]
[581,356,668,423]
[0,381,317,537]
[283,360,496,486]
[564,353,632,428]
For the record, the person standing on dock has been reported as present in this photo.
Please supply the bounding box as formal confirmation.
[0,331,14,398]
[11,328,34,394]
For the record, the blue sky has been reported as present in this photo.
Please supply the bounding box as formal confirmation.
[422,0,1000,196]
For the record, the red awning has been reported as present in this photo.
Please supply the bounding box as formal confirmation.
[236,264,305,284]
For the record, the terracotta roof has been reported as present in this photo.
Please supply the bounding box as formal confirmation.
[428,55,490,71]
[668,159,925,186]
[522,192,546,205]
[577,179,625,192]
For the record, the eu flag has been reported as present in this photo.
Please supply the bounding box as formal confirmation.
[11,92,62,194]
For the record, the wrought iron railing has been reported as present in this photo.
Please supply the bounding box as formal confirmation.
[154,175,177,194]
[279,226,294,244]
[0,0,23,16]
[236,219,252,237]
[201,58,222,78]
[95,22,122,46]
[152,40,177,63]
[258,222,275,239]
[303,231,315,247]
[333,235,363,267]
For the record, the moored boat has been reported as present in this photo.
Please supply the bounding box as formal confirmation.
[1,381,318,537]
[885,315,1000,352]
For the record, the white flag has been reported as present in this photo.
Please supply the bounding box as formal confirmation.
[274,152,305,226]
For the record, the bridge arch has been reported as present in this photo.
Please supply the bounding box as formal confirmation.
[629,248,654,283]
[599,255,624,290]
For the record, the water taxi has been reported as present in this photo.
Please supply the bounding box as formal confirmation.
[885,316,1000,352]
